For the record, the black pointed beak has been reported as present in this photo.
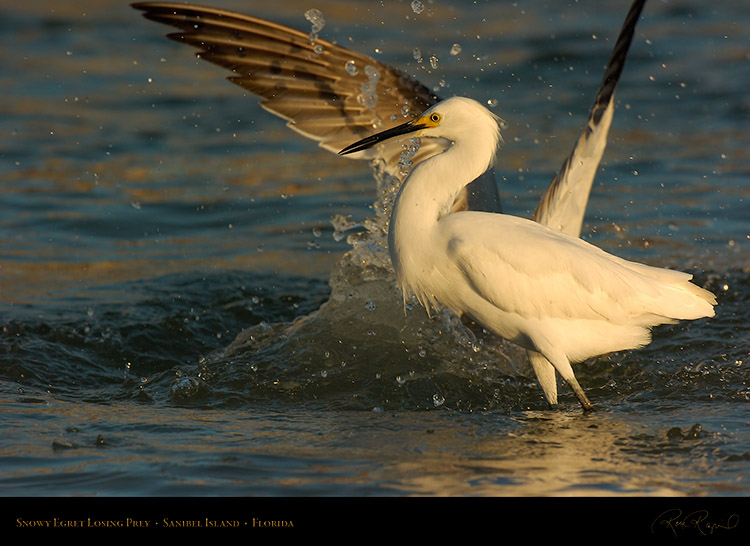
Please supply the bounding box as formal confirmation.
[338,118,427,156]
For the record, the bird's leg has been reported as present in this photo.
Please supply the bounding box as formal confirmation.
[544,351,594,412]
[564,375,594,412]
[527,350,558,408]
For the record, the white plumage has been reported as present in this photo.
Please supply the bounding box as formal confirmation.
[341,97,716,410]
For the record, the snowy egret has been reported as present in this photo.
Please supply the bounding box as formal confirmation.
[340,96,716,411]
[133,1,701,408]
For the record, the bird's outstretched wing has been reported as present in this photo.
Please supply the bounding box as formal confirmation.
[532,0,646,236]
[131,2,501,211]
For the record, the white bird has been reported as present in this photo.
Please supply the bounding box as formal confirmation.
[134,1,705,409]
[340,96,716,411]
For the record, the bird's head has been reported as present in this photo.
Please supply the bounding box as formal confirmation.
[338,97,502,157]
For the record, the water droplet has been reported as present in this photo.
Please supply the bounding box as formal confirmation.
[304,8,326,36]
[412,47,422,62]
[364,301,376,311]
[411,0,425,15]
[345,59,358,76]
[429,55,439,69]
[432,393,445,407]
[364,65,380,80]
[450,43,462,56]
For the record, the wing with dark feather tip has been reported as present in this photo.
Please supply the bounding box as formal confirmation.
[131,1,501,212]
[533,0,646,236]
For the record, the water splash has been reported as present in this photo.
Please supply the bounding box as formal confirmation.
[305,8,326,44]
[399,137,421,177]
[203,159,523,411]
[358,65,382,127]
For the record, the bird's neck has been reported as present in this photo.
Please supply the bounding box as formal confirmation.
[392,138,495,229]
[388,138,496,288]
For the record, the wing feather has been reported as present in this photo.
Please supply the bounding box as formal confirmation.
[132,2,500,211]
[533,0,647,236]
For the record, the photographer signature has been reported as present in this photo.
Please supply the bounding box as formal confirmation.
[651,508,739,536]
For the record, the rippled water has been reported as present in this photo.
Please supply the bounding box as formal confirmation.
[1,0,749,504]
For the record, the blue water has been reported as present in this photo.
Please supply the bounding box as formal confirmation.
[1,0,749,506]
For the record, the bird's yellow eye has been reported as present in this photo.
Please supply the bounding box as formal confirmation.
[429,113,441,123]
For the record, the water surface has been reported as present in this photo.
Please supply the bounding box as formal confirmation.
[1,0,749,507]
